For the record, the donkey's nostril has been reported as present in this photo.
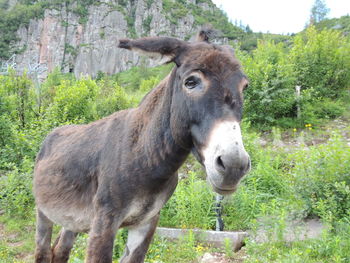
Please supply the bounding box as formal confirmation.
[216,156,226,171]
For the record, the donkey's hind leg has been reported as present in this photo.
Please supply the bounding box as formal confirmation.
[35,209,53,263]
[51,228,77,263]
[120,214,159,263]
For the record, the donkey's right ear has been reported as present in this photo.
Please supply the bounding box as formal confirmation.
[118,37,187,66]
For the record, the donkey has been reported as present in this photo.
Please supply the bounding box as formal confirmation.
[33,30,251,263]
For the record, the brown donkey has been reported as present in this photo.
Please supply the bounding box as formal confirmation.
[33,30,251,263]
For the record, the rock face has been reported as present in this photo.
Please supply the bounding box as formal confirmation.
[11,0,211,78]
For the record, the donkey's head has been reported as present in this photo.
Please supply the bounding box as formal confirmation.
[118,30,250,195]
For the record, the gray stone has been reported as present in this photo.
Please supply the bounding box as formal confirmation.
[156,227,248,252]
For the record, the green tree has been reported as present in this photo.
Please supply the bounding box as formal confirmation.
[310,0,330,24]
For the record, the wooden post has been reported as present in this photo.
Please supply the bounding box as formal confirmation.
[296,86,301,119]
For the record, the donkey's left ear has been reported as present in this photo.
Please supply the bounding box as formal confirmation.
[196,27,217,42]
[118,37,187,66]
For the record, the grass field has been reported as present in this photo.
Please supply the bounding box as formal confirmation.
[1,114,349,262]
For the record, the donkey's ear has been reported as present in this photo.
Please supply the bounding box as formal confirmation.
[196,26,217,42]
[118,37,187,66]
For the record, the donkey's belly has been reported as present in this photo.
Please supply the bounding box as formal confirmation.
[40,191,168,232]
[37,175,177,232]
[122,197,166,227]
[39,202,93,233]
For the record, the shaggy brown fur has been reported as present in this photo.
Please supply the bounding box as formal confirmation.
[34,30,250,263]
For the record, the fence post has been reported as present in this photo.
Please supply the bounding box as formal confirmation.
[296,85,301,119]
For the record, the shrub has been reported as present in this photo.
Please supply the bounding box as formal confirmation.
[239,40,297,129]
[47,78,99,124]
[288,132,350,222]
[290,26,350,99]
[0,107,13,148]
[95,81,131,118]
[0,72,36,128]
[139,76,160,93]
[237,26,350,129]
[0,162,34,218]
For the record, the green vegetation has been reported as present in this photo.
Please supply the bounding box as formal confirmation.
[161,0,244,39]
[239,32,292,52]
[142,15,153,35]
[239,26,350,129]
[0,25,350,262]
[162,0,189,23]
[0,0,100,60]
[314,15,350,34]
[0,1,48,59]
[310,0,330,24]
[192,4,243,40]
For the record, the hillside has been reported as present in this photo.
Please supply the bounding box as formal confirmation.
[0,0,243,78]
[314,15,350,34]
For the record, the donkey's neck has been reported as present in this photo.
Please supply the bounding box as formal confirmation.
[132,70,190,176]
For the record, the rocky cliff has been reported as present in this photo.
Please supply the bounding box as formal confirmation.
[2,0,239,78]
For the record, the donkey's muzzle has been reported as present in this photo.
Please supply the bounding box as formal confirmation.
[202,121,251,195]
[208,149,250,194]
[214,150,250,177]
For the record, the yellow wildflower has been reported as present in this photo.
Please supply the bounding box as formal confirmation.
[196,245,204,252]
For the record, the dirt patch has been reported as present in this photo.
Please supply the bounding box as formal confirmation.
[0,223,5,240]
[253,218,326,243]
[200,249,247,263]
[259,116,350,150]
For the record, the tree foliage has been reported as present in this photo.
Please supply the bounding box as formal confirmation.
[310,0,330,24]
[238,26,350,128]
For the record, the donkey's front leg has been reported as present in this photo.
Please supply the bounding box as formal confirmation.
[85,211,119,263]
[120,214,159,263]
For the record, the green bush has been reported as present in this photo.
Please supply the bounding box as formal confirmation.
[95,80,131,118]
[237,26,350,128]
[290,26,350,99]
[288,132,350,222]
[0,162,34,218]
[0,106,13,148]
[304,97,346,123]
[239,40,297,128]
[47,78,98,123]
[0,72,36,128]
[139,76,160,93]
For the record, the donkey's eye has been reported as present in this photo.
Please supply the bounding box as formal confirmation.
[184,76,200,89]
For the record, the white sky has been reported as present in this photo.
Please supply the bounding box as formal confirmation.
[211,0,350,34]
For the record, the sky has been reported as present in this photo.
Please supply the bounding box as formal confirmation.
[211,0,350,34]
